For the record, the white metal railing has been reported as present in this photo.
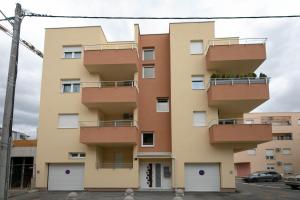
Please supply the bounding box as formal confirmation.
[84,42,137,51]
[205,37,267,54]
[96,162,133,169]
[81,80,137,88]
[209,77,270,86]
[262,120,292,126]
[80,120,137,127]
[209,118,270,127]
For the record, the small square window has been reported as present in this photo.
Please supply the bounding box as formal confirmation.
[190,41,203,54]
[143,66,155,79]
[156,97,169,112]
[193,111,206,127]
[143,48,155,60]
[63,46,82,59]
[282,148,291,155]
[192,75,205,90]
[142,132,154,147]
[64,52,73,58]
[61,80,80,93]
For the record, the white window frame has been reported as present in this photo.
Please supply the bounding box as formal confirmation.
[142,65,155,79]
[266,163,275,171]
[141,132,155,147]
[265,149,275,160]
[68,152,86,159]
[192,75,205,90]
[190,40,204,55]
[142,48,155,61]
[156,97,169,112]
[63,46,82,59]
[193,111,206,127]
[61,80,80,93]
[282,148,291,155]
[58,114,79,129]
[283,163,293,173]
[247,149,256,155]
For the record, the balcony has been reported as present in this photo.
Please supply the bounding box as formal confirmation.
[83,43,138,80]
[206,38,266,73]
[81,81,138,113]
[207,78,269,116]
[209,118,272,145]
[80,120,138,144]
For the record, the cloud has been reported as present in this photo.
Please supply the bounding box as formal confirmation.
[1,0,300,138]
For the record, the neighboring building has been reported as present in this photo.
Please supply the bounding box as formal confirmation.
[36,22,271,192]
[10,140,37,189]
[0,128,30,140]
[234,112,300,177]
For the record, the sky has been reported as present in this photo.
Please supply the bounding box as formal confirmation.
[0,0,300,138]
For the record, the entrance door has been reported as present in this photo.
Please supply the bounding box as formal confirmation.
[139,162,171,189]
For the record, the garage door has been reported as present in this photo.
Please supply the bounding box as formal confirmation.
[185,163,220,192]
[48,164,84,191]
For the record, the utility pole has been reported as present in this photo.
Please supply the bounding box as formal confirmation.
[0,3,23,200]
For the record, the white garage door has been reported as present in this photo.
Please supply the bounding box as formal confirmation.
[48,164,84,191]
[185,163,220,192]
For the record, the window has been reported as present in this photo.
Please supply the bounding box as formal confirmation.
[284,163,293,173]
[245,119,254,124]
[266,163,275,171]
[58,114,79,128]
[193,111,206,127]
[190,40,203,54]
[156,97,169,112]
[192,76,205,90]
[273,133,293,140]
[142,132,154,147]
[298,119,300,125]
[247,149,256,155]
[143,65,155,78]
[282,148,291,155]
[265,149,275,160]
[61,80,80,93]
[63,46,82,59]
[143,48,155,60]
[69,152,85,159]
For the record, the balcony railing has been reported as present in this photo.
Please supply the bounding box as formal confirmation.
[209,118,268,127]
[81,80,137,88]
[209,77,270,87]
[84,42,137,51]
[205,38,267,53]
[80,120,137,127]
[96,162,133,169]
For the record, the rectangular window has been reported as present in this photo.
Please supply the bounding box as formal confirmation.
[143,65,155,79]
[298,119,300,125]
[282,148,291,155]
[192,75,205,90]
[247,149,256,155]
[63,46,82,59]
[156,97,169,112]
[266,163,275,171]
[69,152,85,159]
[265,149,275,160]
[142,132,154,147]
[190,40,204,54]
[193,111,206,127]
[143,48,155,60]
[58,114,79,128]
[245,119,254,124]
[284,163,293,173]
[273,133,293,140]
[61,80,80,93]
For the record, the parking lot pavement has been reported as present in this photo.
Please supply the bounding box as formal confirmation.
[8,182,300,200]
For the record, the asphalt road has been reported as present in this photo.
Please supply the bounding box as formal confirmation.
[8,181,300,200]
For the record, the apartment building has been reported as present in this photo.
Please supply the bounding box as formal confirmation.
[234,112,300,177]
[36,22,271,192]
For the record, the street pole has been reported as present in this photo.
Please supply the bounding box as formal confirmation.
[0,3,23,200]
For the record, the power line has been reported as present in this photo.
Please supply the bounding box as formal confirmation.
[0,23,43,58]
[22,12,300,20]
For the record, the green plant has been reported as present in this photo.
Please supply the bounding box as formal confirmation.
[211,73,217,78]
[259,73,267,78]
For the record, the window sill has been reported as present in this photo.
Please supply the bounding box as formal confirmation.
[141,145,155,148]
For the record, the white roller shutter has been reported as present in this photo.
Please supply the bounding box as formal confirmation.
[48,164,84,191]
[185,163,220,192]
